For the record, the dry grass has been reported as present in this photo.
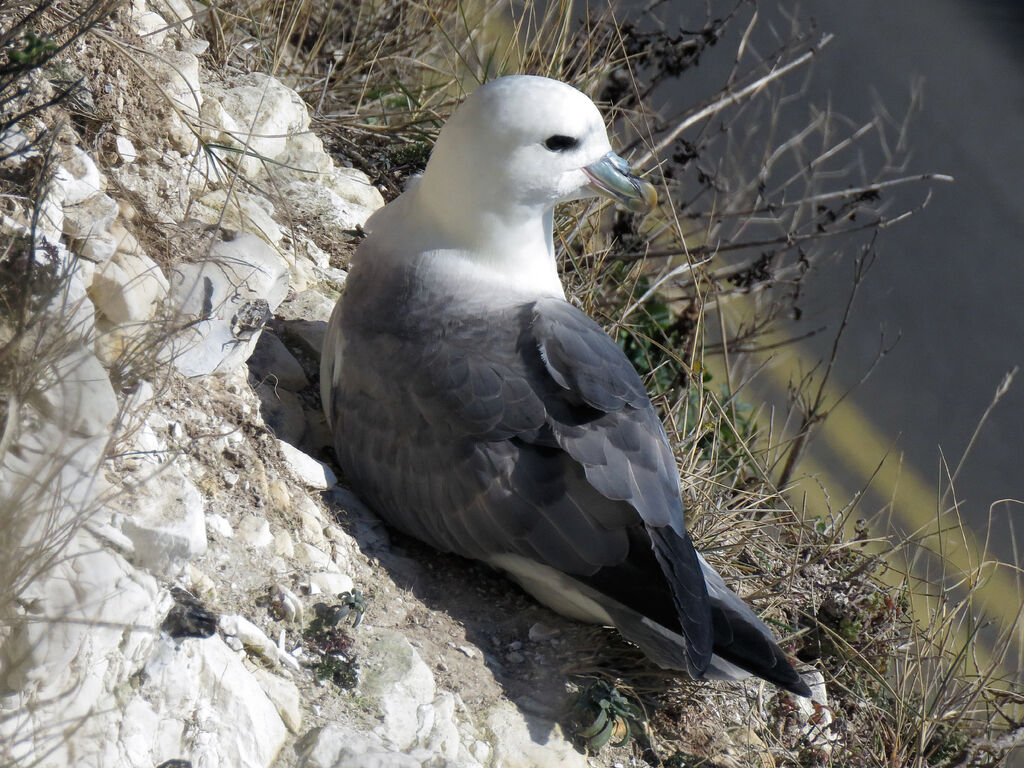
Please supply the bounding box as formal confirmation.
[210,1,1021,764]
[1,0,1021,766]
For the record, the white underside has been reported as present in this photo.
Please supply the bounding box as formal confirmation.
[487,553,614,625]
[488,553,752,681]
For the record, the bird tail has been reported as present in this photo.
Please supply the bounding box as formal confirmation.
[696,553,811,697]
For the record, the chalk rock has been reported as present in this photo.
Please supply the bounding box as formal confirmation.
[29,345,118,438]
[0,530,162,768]
[326,167,386,211]
[277,288,335,324]
[89,248,169,323]
[119,461,207,576]
[277,439,335,489]
[192,190,283,247]
[0,528,160,693]
[795,669,837,755]
[248,330,309,391]
[151,50,202,150]
[308,571,353,597]
[153,0,196,34]
[78,230,118,264]
[62,192,118,242]
[201,73,312,180]
[166,230,290,377]
[115,135,137,164]
[297,727,481,768]
[113,150,192,224]
[486,702,588,768]
[58,145,105,205]
[131,7,170,46]
[296,728,422,768]
[0,126,38,167]
[296,542,333,569]
[359,628,437,751]
[298,640,470,766]
[282,179,379,241]
[238,515,274,548]
[206,513,233,538]
[252,668,302,734]
[123,636,287,767]
[219,614,282,667]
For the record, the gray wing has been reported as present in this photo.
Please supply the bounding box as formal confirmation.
[325,288,712,673]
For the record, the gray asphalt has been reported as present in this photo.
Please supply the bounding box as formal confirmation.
[773,0,1024,562]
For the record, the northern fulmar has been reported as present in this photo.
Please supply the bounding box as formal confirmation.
[321,75,810,697]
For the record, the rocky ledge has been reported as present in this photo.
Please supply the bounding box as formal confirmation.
[0,2,830,766]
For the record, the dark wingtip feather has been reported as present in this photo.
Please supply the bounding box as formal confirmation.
[786,674,813,698]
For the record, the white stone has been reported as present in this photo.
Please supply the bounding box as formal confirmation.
[326,167,386,211]
[154,0,196,34]
[421,692,461,760]
[201,74,311,180]
[486,701,587,768]
[151,50,202,151]
[252,668,302,733]
[62,192,118,240]
[359,628,437,751]
[272,529,294,558]
[0,126,38,165]
[295,727,421,768]
[130,419,169,465]
[309,571,353,597]
[219,614,282,666]
[59,146,105,205]
[192,189,284,247]
[269,583,302,623]
[206,513,234,538]
[115,135,138,164]
[277,288,336,323]
[282,180,379,241]
[89,248,169,323]
[119,462,207,576]
[796,669,837,754]
[166,230,290,377]
[189,564,217,602]
[277,439,335,489]
[297,542,333,569]
[276,128,332,178]
[238,515,274,548]
[84,520,136,554]
[297,499,324,542]
[79,230,119,265]
[0,530,162,767]
[471,740,491,763]
[127,636,287,767]
[30,346,118,438]
[132,9,170,45]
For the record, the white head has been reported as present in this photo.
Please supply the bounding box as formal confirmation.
[365,75,655,297]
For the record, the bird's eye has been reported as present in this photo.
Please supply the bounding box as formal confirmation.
[543,135,579,152]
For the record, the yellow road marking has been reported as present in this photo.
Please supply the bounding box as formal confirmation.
[748,343,1024,652]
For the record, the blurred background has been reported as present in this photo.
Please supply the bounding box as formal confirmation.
[645,0,1024,625]
[764,0,1024,567]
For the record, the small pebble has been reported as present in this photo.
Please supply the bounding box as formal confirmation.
[528,622,560,642]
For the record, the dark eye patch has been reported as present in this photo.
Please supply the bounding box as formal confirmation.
[543,135,579,152]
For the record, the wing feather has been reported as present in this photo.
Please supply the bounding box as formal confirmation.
[327,279,713,674]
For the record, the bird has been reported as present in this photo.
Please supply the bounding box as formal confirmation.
[321,74,810,697]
